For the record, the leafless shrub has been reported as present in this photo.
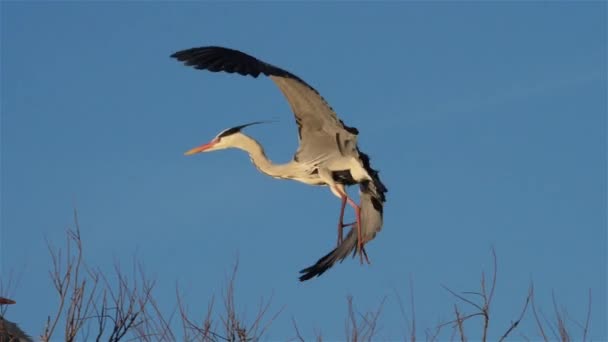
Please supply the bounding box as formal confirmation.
[41,209,163,342]
[530,287,593,342]
[344,295,385,342]
[8,210,596,341]
[396,275,416,342]
[176,260,282,342]
[428,248,532,342]
[39,209,285,341]
[42,209,100,342]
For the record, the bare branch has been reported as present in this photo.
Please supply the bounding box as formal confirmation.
[488,247,497,308]
[346,295,358,342]
[440,285,483,313]
[291,316,305,342]
[409,275,417,342]
[551,291,570,342]
[498,285,532,341]
[582,289,591,342]
[530,285,549,342]
[453,305,466,342]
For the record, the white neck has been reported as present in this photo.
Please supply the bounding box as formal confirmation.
[232,134,298,179]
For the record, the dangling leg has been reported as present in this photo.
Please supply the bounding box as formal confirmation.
[360,245,371,264]
[339,190,366,263]
[323,172,369,262]
[332,183,355,246]
[348,198,370,265]
[336,194,347,246]
[330,184,362,248]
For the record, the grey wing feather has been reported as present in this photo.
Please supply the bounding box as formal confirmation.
[267,75,359,163]
[170,46,359,163]
[359,181,384,239]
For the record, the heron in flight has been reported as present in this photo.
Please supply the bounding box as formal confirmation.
[171,46,387,281]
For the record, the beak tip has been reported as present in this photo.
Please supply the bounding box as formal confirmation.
[185,140,215,156]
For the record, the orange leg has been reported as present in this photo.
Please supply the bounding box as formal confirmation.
[337,195,347,246]
[361,245,371,265]
[350,200,370,265]
[332,186,371,265]
[343,194,367,264]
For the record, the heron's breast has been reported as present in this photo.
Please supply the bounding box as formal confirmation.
[273,174,326,186]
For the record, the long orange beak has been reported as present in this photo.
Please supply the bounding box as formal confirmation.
[184,140,217,156]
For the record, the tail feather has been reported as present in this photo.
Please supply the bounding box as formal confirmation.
[299,183,384,282]
[299,228,358,281]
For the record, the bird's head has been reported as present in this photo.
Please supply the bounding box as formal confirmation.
[184,121,266,155]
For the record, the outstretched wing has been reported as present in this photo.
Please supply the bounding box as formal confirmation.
[172,46,389,280]
[170,46,359,164]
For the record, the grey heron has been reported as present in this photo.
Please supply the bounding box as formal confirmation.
[171,46,387,281]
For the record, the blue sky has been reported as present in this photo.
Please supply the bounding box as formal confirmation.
[1,2,606,340]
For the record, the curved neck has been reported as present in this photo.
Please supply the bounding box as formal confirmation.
[232,134,294,178]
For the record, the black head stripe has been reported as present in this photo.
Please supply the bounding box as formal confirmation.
[217,121,271,139]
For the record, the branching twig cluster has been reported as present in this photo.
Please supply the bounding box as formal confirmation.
[344,295,385,342]
[175,261,282,342]
[38,210,281,342]
[427,248,532,342]
[2,210,597,341]
[530,286,593,342]
[42,210,100,342]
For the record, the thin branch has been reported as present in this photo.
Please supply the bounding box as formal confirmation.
[488,247,497,308]
[498,285,532,341]
[582,289,591,342]
[408,275,416,342]
[530,285,549,342]
[347,295,358,342]
[453,305,466,342]
[551,291,570,342]
[440,285,483,312]
[291,316,305,342]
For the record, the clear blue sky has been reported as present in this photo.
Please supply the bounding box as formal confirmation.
[1,2,606,340]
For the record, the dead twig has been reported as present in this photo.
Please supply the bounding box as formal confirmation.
[290,317,305,342]
[453,305,466,342]
[530,285,549,342]
[498,284,532,341]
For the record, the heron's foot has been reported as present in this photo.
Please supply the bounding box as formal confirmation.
[358,243,371,265]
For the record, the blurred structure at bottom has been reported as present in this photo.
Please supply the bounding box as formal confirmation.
[0,297,32,342]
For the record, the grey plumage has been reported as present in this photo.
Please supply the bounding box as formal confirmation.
[172,46,387,280]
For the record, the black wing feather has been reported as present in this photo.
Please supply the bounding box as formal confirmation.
[358,150,388,203]
[172,46,293,81]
